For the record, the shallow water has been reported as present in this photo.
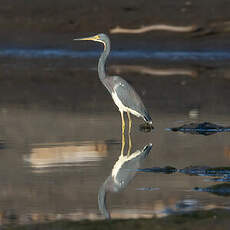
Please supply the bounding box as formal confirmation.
[0,42,230,225]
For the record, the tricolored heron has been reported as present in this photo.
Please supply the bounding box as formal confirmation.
[74,34,152,152]
[98,143,152,219]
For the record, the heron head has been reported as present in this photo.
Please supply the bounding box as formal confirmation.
[74,33,109,45]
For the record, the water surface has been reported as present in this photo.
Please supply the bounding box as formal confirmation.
[0,42,230,225]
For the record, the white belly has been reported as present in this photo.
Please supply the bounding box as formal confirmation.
[111,92,141,118]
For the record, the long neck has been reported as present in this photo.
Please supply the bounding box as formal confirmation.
[98,39,110,84]
[98,176,112,219]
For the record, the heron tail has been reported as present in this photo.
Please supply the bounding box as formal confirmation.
[143,113,152,125]
[141,143,152,159]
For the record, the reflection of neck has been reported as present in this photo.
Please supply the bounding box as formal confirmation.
[98,176,112,219]
[98,40,110,84]
[98,144,152,219]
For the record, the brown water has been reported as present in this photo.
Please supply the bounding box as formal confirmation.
[0,43,230,225]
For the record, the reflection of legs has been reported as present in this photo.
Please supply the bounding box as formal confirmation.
[120,111,125,156]
[127,112,132,156]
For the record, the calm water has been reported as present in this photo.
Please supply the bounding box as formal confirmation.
[1,48,230,61]
[0,43,230,225]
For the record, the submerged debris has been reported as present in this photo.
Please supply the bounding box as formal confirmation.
[179,165,210,175]
[194,183,230,197]
[168,122,230,135]
[139,165,230,180]
[136,187,160,191]
[0,140,6,149]
[137,166,177,173]
[209,176,230,182]
[179,166,230,176]
[192,20,230,37]
[175,199,198,211]
[139,123,154,133]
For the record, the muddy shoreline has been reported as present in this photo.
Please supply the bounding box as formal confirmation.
[4,209,230,230]
[0,0,230,46]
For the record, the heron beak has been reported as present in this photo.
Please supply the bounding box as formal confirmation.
[73,35,100,41]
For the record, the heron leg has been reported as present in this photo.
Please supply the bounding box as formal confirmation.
[120,111,125,156]
[127,112,132,156]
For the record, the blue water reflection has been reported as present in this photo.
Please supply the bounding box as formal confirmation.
[1,48,230,61]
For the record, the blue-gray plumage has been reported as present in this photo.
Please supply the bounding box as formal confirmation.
[74,34,152,129]
[98,143,152,219]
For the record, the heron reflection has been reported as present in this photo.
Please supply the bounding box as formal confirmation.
[74,34,152,154]
[98,143,152,219]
